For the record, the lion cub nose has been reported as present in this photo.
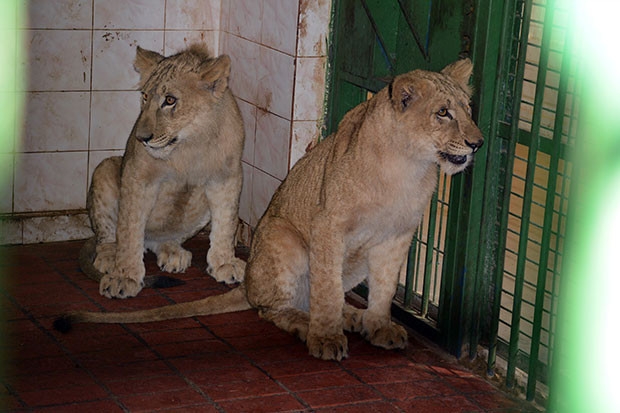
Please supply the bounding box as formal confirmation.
[465,138,484,153]
[136,134,154,143]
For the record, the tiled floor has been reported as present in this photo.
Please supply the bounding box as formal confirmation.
[1,236,537,412]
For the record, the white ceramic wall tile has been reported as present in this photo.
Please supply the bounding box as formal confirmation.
[0,218,22,245]
[164,32,217,56]
[21,92,90,152]
[0,153,14,213]
[254,110,291,181]
[257,46,295,119]
[94,0,165,30]
[90,91,140,150]
[239,162,253,225]
[219,0,230,33]
[22,213,93,243]
[250,168,281,226]
[293,57,327,121]
[223,34,260,106]
[92,31,164,90]
[23,0,92,30]
[14,152,88,212]
[165,0,220,30]
[22,30,91,92]
[290,120,321,169]
[262,0,299,56]
[228,0,262,43]
[88,150,124,188]
[297,0,331,57]
[236,98,256,164]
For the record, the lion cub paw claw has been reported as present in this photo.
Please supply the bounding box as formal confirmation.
[208,258,246,284]
[363,323,408,350]
[307,333,349,361]
[99,274,144,299]
[157,248,192,273]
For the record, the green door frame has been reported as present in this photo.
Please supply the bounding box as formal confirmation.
[325,0,510,357]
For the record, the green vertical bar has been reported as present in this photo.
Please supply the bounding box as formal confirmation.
[506,0,555,389]
[421,190,439,317]
[526,16,572,400]
[404,240,417,308]
[485,0,531,377]
[466,0,512,363]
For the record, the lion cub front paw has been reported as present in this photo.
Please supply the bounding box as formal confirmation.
[100,274,144,299]
[363,322,408,350]
[208,257,246,284]
[306,333,349,361]
[157,247,192,273]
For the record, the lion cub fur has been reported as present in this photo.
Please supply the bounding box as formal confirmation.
[57,59,483,361]
[84,44,246,299]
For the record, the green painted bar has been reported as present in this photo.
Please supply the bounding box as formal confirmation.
[487,0,533,379]
[527,20,574,399]
[506,0,555,389]
[404,240,417,308]
[421,190,439,317]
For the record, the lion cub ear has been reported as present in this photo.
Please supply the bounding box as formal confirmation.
[199,55,232,98]
[441,58,474,96]
[390,77,422,112]
[134,46,165,85]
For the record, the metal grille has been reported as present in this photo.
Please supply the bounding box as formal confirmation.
[490,0,578,400]
[326,0,580,406]
[398,173,452,322]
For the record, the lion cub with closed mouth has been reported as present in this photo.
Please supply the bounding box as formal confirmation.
[56,59,483,361]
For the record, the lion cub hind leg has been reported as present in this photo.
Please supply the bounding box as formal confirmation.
[343,303,364,333]
[361,315,408,350]
[259,308,311,342]
[92,242,116,275]
[152,241,193,273]
[360,236,411,350]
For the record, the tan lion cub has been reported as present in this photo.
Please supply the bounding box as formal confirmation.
[56,59,483,361]
[83,44,246,299]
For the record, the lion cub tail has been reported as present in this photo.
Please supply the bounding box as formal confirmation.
[79,237,185,289]
[53,286,251,333]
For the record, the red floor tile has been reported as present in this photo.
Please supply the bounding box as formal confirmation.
[201,377,286,402]
[276,369,361,392]
[217,393,306,413]
[119,387,210,412]
[395,395,484,413]
[297,384,381,408]
[0,239,537,412]
[104,374,190,397]
[373,379,457,401]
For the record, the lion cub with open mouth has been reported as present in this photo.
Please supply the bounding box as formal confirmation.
[56,59,483,361]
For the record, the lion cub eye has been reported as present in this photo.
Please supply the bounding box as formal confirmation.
[162,95,177,107]
[437,107,453,120]
[141,92,148,102]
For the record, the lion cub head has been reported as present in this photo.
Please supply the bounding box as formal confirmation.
[131,45,232,159]
[389,59,483,175]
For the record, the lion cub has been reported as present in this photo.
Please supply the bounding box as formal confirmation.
[58,59,483,361]
[84,44,246,299]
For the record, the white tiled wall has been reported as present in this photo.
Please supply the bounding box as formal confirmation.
[221,0,331,227]
[1,0,332,244]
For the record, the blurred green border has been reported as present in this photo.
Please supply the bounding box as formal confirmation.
[1,0,25,396]
[550,1,620,412]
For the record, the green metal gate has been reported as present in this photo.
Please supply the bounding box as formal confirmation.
[327,0,579,406]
